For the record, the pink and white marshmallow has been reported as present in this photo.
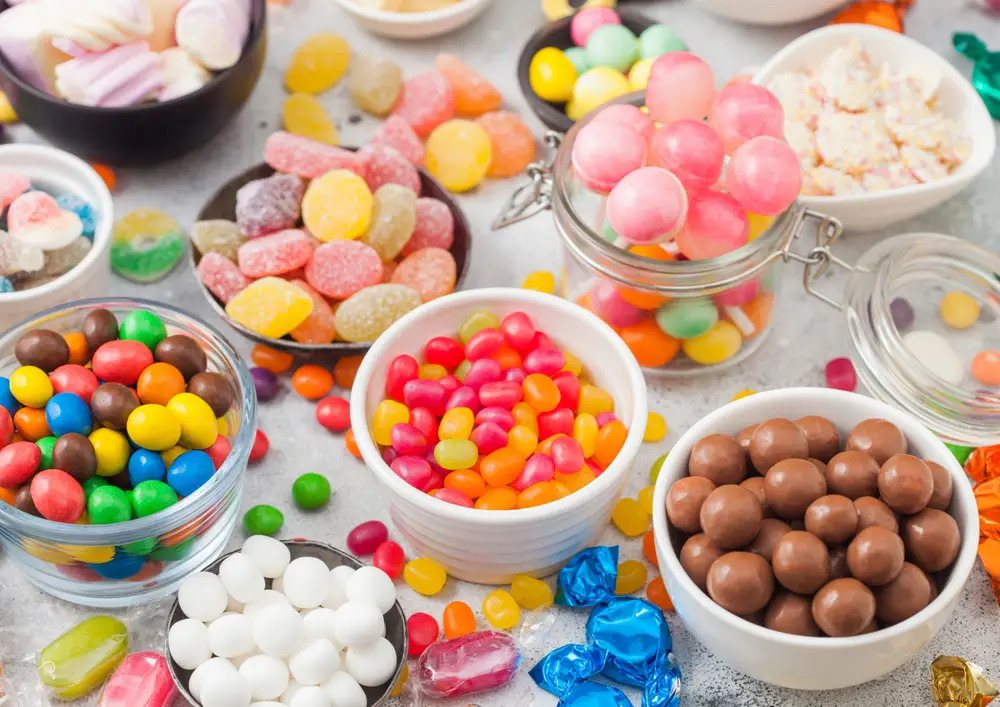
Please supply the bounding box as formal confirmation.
[7,191,83,251]
[175,0,249,71]
[54,40,164,107]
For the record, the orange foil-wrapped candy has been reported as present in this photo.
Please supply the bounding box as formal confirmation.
[829,0,914,33]
[931,656,998,707]
[967,445,1000,485]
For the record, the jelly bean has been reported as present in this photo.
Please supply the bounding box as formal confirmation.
[373,540,405,580]
[392,71,455,137]
[88,485,132,524]
[510,575,554,611]
[972,350,1000,385]
[645,412,667,442]
[595,412,618,429]
[825,357,857,392]
[443,601,477,639]
[463,359,503,391]
[14,406,51,441]
[127,404,182,451]
[251,345,294,374]
[334,356,363,390]
[619,318,682,368]
[940,291,980,329]
[404,557,448,596]
[410,407,440,445]
[522,271,556,294]
[517,481,561,508]
[529,47,577,102]
[291,365,334,401]
[97,651,176,707]
[244,504,283,535]
[440,375,461,395]
[444,469,487,499]
[482,589,521,630]
[512,402,539,434]
[612,497,649,536]
[435,487,474,507]
[636,485,656,516]
[643,529,658,567]
[132,480,179,518]
[681,320,743,365]
[434,439,478,471]
[454,361,472,382]
[646,576,674,612]
[347,520,389,556]
[386,355,420,402]
[615,560,647,595]
[90,428,131,476]
[508,425,539,459]
[469,422,508,455]
[573,413,599,457]
[476,407,515,432]
[465,328,505,361]
[404,379,448,416]
[424,337,465,370]
[522,374,560,413]
[475,486,518,510]
[445,386,480,414]
[390,423,429,456]
[732,389,756,401]
[370,400,409,447]
[166,393,217,450]
[136,362,186,407]
[550,436,585,474]
[391,455,433,489]
[556,466,596,493]
[292,472,331,510]
[478,381,523,409]
[250,366,280,402]
[39,616,128,699]
[655,299,718,340]
[408,612,441,657]
[335,283,423,344]
[419,364,448,380]
[523,349,566,377]
[480,446,526,487]
[283,92,339,145]
[10,365,53,408]
[0,440,41,486]
[594,420,628,469]
[166,451,215,497]
[31,469,85,522]
[494,347,523,371]
[537,408,573,441]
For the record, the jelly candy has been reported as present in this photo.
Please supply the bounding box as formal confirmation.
[483,589,521,629]
[408,612,440,657]
[282,93,339,145]
[334,284,421,343]
[476,111,536,178]
[415,630,521,699]
[97,651,176,707]
[392,71,456,137]
[611,497,649,536]
[38,616,129,699]
[111,209,184,283]
[403,198,454,256]
[362,184,417,261]
[288,280,338,344]
[197,252,250,304]
[285,33,351,94]
[56,194,97,239]
[567,67,629,121]
[435,53,502,116]
[0,171,30,210]
[619,318,681,368]
[292,364,334,400]
[334,356,363,389]
[522,271,556,294]
[225,277,314,338]
[443,601,477,639]
[305,240,383,299]
[391,247,457,302]
[542,0,615,21]
[252,345,294,373]
[940,291,980,329]
[404,556,448,595]
[348,54,403,117]
[42,236,91,277]
[235,172,304,239]
[615,559,647,595]
[358,143,422,195]
[681,320,743,365]
[8,191,82,251]
[190,220,243,262]
[825,357,857,392]
[302,170,373,243]
[237,228,313,278]
[529,47,577,103]
[264,132,368,180]
[0,228,43,278]
[371,115,425,166]
[645,576,673,611]
[511,575,554,610]
[426,119,492,193]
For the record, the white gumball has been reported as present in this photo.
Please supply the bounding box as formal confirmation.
[254,603,305,658]
[283,557,332,609]
[189,657,237,702]
[280,680,304,705]
[302,608,342,648]
[201,671,252,707]
[333,602,384,648]
[289,639,340,686]
[345,638,398,687]
[169,618,212,671]
[239,654,291,701]
[345,566,396,614]
[179,572,228,622]
[289,686,329,707]
[250,703,285,707]
[244,590,291,624]
[220,553,266,604]
[272,574,285,595]
[227,595,246,613]
[321,566,354,610]
[242,535,292,578]
[232,650,260,669]
[320,671,366,707]
[208,613,255,659]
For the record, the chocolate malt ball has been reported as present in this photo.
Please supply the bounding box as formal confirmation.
[826,451,880,499]
[707,552,775,615]
[901,508,961,573]
[795,416,841,462]
[805,495,858,546]
[847,527,905,586]
[846,418,907,465]
[689,434,747,485]
[764,458,827,520]
[878,454,933,515]
[700,485,763,549]
[812,578,876,637]
[750,418,809,474]
[772,531,830,595]
[666,476,716,534]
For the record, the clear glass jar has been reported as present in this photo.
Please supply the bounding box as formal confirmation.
[0,299,256,607]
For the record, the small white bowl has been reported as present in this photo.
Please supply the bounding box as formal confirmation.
[0,144,113,331]
[695,0,848,25]
[350,287,648,584]
[754,25,995,233]
[332,0,493,39]
[652,387,979,690]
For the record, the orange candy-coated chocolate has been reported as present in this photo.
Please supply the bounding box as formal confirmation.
[63,332,89,366]
[829,0,913,32]
[0,486,15,505]
[137,362,186,406]
[292,364,334,400]
[14,407,51,441]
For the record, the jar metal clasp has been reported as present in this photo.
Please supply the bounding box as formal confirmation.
[493,132,563,230]
[783,209,856,310]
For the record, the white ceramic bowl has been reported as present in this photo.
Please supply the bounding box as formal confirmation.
[695,0,848,25]
[652,387,978,690]
[332,0,493,39]
[754,25,995,233]
[0,144,113,331]
[350,287,648,584]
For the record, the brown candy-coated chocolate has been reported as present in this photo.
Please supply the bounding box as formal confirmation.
[846,418,907,465]
[901,508,961,573]
[739,476,771,517]
[795,416,841,462]
[764,591,821,637]
[772,530,830,594]
[89,383,140,430]
[82,309,119,354]
[689,434,747,485]
[808,458,827,476]
[680,533,724,591]
[749,418,809,473]
[155,335,208,381]
[854,496,899,534]
[925,461,954,511]
[874,562,932,624]
[14,329,69,373]
[737,425,757,456]
[51,433,97,483]
[878,453,933,515]
[764,458,827,520]
[826,451,880,499]
[860,619,879,634]
[188,372,235,418]
[847,526,905,586]
[828,546,849,579]
[747,518,793,563]
[805,495,858,546]
[707,552,775,615]
[700,485,763,549]
[812,578,876,637]
[14,484,39,516]
[666,476,716,534]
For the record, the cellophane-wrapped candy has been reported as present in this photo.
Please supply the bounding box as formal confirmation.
[414,629,521,699]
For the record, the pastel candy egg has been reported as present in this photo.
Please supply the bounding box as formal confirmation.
[565,46,590,75]
[528,47,577,103]
[725,136,802,216]
[655,299,719,339]
[571,119,646,195]
[570,7,621,47]
[585,24,637,73]
[709,83,785,155]
[649,120,725,190]
[646,52,716,124]
[567,67,630,122]
[591,103,655,142]
[606,167,688,245]
[225,278,314,339]
[674,190,749,260]
[639,24,687,58]
[628,57,655,91]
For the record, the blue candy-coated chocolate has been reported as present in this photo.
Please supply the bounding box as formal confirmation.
[0,376,22,416]
[45,392,94,437]
[128,448,167,487]
[88,552,145,579]
[166,450,215,497]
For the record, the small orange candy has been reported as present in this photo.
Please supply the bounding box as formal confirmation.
[593,420,628,469]
[63,333,89,366]
[522,373,560,413]
[436,53,502,116]
[137,362,186,406]
[739,291,775,339]
[334,356,364,390]
[14,407,51,441]
[289,279,338,345]
[617,246,673,310]
[480,446,525,487]
[90,163,116,191]
[517,481,560,508]
[646,576,674,612]
[0,486,15,505]
[251,345,294,373]
[972,350,1000,386]
[292,364,334,400]
[619,318,680,368]
[643,529,658,567]
[444,469,487,499]
[474,486,518,510]
[443,601,477,639]
[476,111,537,178]
[345,429,361,457]
[491,346,522,370]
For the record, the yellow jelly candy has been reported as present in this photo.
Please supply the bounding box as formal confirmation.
[225,277,314,339]
[483,589,521,630]
[522,270,556,294]
[578,384,613,416]
[573,413,598,457]
[616,559,648,595]
[567,67,630,121]
[425,119,492,193]
[611,497,649,537]
[302,170,373,242]
[39,616,128,699]
[529,47,577,103]
[333,284,422,343]
[681,320,743,366]
[629,57,656,91]
[404,557,448,596]
[732,389,756,401]
[0,89,17,122]
[459,310,500,343]
[166,393,219,450]
[747,213,775,242]
[562,351,583,376]
[283,93,339,145]
[362,184,417,261]
[510,575,554,610]
[940,291,980,329]
[285,33,351,94]
[638,485,655,514]
[439,407,474,440]
[390,664,408,697]
[372,399,410,446]
[644,412,667,442]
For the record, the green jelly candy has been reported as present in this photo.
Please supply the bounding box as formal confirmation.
[639,24,687,59]
[293,473,332,510]
[82,476,109,499]
[946,442,976,467]
[119,537,157,556]
[656,299,719,339]
[585,24,638,73]
[650,452,669,484]
[130,480,178,518]
[39,616,128,700]
[454,360,471,382]
[36,436,57,470]
[88,486,132,525]
[119,310,168,351]
[111,208,185,283]
[149,537,194,562]
[244,504,284,535]
[459,310,500,343]
[565,46,591,75]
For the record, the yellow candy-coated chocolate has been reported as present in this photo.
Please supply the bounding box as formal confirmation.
[225,277,314,339]
[940,291,980,330]
[166,393,219,450]
[302,170,373,242]
[0,90,17,123]
[89,428,131,477]
[567,67,629,121]
[127,404,181,452]
[62,544,116,564]
[425,120,492,193]
[39,616,128,699]
[161,445,188,469]
[285,33,351,94]
[10,365,53,408]
[682,320,743,366]
[529,47,577,103]
[283,93,340,145]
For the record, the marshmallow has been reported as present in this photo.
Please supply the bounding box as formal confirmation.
[158,46,210,100]
[147,0,182,51]
[175,0,250,71]
[0,2,70,91]
[55,40,164,107]
[44,0,154,56]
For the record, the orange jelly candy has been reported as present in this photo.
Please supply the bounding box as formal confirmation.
[443,601,477,639]
[643,529,658,567]
[480,447,525,487]
[593,420,628,469]
[435,53,502,116]
[646,576,674,612]
[522,373,560,413]
[444,469,487,499]
[292,364,334,400]
[251,345,294,373]
[136,362,186,406]
[617,245,674,310]
[334,356,364,390]
[63,332,88,366]
[517,481,560,508]
[475,487,518,510]
[491,346,522,370]
[829,0,912,32]
[345,428,361,457]
[289,280,337,345]
[618,318,680,368]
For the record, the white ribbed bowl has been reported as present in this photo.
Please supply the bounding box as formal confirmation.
[350,288,647,584]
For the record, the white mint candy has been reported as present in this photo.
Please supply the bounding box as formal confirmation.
[254,603,305,658]
[243,535,292,578]
[289,686,329,707]
[232,650,260,669]
[289,639,340,686]
[240,654,290,701]
[227,595,246,614]
[250,703,285,707]
[169,618,212,671]
[220,553,266,604]
[280,680,304,705]
[345,566,396,614]
[244,590,291,624]
[272,574,285,595]
[201,671,252,707]
[903,329,964,385]
[283,557,332,610]
[302,608,341,648]
[321,671,366,707]
[345,638,397,687]
[322,566,355,610]
[189,657,237,702]
[333,602,384,648]
[179,572,228,622]
[208,613,255,659]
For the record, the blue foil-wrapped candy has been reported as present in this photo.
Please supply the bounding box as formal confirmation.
[529,547,682,707]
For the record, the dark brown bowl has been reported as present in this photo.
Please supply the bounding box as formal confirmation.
[517,8,659,133]
[193,155,472,357]
[0,0,267,167]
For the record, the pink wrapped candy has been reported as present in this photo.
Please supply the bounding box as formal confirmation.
[646,52,716,125]
[649,120,724,190]
[572,119,646,195]
[98,652,176,707]
[592,103,655,143]
[570,7,621,47]
[675,191,749,260]
[416,630,521,699]
[709,83,785,155]
[725,136,802,216]
[606,167,688,245]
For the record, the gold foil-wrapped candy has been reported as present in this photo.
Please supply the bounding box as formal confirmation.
[931,656,999,707]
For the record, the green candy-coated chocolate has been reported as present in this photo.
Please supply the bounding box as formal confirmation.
[946,442,976,466]
[244,504,284,535]
[292,473,332,510]
[119,310,168,352]
[119,538,157,556]
[565,46,591,75]
[130,480,178,518]
[650,452,668,484]
[149,537,194,562]
[639,24,687,59]
[656,299,719,339]
[36,436,57,470]
[82,476,108,499]
[88,486,132,525]
[585,24,638,73]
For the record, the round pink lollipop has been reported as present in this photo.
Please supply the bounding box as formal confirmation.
[589,279,644,328]
[649,120,725,190]
[606,167,688,246]
[709,83,785,155]
[725,136,802,216]
[570,7,621,47]
[715,278,760,307]
[592,104,655,143]
[572,119,647,195]
[646,52,716,125]
[675,190,749,260]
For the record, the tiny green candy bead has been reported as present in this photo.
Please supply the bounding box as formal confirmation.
[131,480,178,518]
[564,46,591,75]
[946,442,976,466]
[88,485,132,525]
[244,505,284,535]
[119,310,168,351]
[36,436,57,470]
[149,537,194,562]
[293,473,332,510]
[650,452,669,484]
[82,476,109,498]
[638,24,687,59]
[458,311,499,343]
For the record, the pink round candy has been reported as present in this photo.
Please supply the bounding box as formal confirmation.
[511,453,555,492]
[523,348,566,377]
[445,386,480,413]
[504,367,526,384]
[404,379,448,416]
[390,422,430,456]
[725,136,802,216]
[592,104,655,143]
[607,167,688,245]
[646,52,716,125]
[382,447,399,466]
[550,436,585,475]
[386,354,419,402]
[572,120,647,195]
[649,120,724,190]
[709,83,785,155]
[475,407,516,431]
[825,357,857,392]
[674,191,749,260]
[500,312,535,352]
[590,279,644,328]
[463,359,503,391]
[391,456,434,489]
[570,7,620,46]
[465,328,504,361]
[714,278,760,307]
[469,422,508,455]
[478,381,523,409]
[435,488,474,507]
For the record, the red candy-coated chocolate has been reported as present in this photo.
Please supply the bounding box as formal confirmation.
[373,540,406,579]
[49,364,100,404]
[92,341,154,386]
[206,435,232,470]
[386,355,420,402]
[0,407,12,448]
[478,381,523,409]
[316,396,351,432]
[435,487,474,507]
[465,328,505,361]
[407,613,441,657]
[552,372,580,412]
[0,441,42,486]
[30,469,85,522]
[424,337,465,370]
[390,423,429,456]
[250,429,269,462]
[392,456,434,489]
[347,520,389,555]
[416,630,520,699]
[403,379,448,416]
[410,407,440,445]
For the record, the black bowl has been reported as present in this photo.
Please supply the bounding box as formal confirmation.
[517,8,659,133]
[0,0,267,167]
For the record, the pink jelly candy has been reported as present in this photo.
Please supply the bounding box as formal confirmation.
[589,279,644,328]
[538,408,574,440]
[646,52,716,125]
[572,119,646,195]
[391,422,429,456]
[237,228,313,277]
[570,7,621,46]
[523,348,566,376]
[714,278,760,308]
[709,83,785,155]
[371,115,425,166]
[592,103,655,143]
[411,407,440,444]
[386,354,420,401]
[553,371,580,411]
[435,487,474,507]
[475,407,515,431]
[725,136,802,216]
[392,71,456,137]
[304,240,383,299]
[98,651,177,707]
[346,520,389,555]
[7,191,82,250]
[263,131,368,180]
[465,328,504,360]
[606,167,688,245]
[197,252,250,303]
[674,191,749,260]
[469,422,508,455]
[650,120,725,190]
[358,143,422,195]
[825,357,857,392]
[595,412,618,428]
[416,630,521,699]
[234,172,304,238]
[404,379,448,416]
[463,359,502,391]
[0,171,30,210]
[402,198,455,256]
[478,381,523,409]
[392,455,434,489]
[511,453,555,492]
[445,386,481,413]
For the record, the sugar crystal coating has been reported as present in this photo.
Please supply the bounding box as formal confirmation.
[435,53,502,116]
[285,33,351,94]
[402,198,455,256]
[305,240,383,299]
[42,236,91,277]
[426,119,492,193]
[362,184,417,261]
[0,229,43,277]
[191,219,244,262]
[235,173,304,239]
[349,54,403,117]
[370,116,424,166]
[391,71,456,137]
[225,277,314,339]
[358,144,421,196]
[390,247,456,302]
[264,132,367,181]
[334,284,421,343]
[282,93,339,145]
[0,171,30,210]
[55,194,97,238]
[476,111,537,178]
[302,170,373,243]
[198,252,250,304]
[238,229,315,278]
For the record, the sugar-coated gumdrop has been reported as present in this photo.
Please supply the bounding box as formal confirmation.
[197,252,250,304]
[349,54,403,117]
[334,283,422,343]
[288,280,338,345]
[391,247,457,302]
[476,111,536,179]
[235,173,304,239]
[650,120,725,190]
[571,7,621,47]
[191,219,244,261]
[42,237,91,277]
[55,194,96,238]
[725,136,802,216]
[435,53,502,117]
[285,33,351,94]
[403,198,455,256]
[283,93,339,145]
[371,116,424,166]
[675,191,749,260]
[362,184,417,261]
[592,103,655,142]
[264,132,367,181]
[607,167,688,245]
[646,52,716,124]
[225,278,314,339]
[305,240,383,299]
[358,144,422,195]
[110,208,184,283]
[709,83,785,155]
[0,229,43,277]
[237,229,314,278]
[302,170,374,243]
[567,67,629,121]
[392,71,456,137]
[572,119,646,194]
[426,119,493,193]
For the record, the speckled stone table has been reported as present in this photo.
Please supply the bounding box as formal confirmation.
[2,0,999,705]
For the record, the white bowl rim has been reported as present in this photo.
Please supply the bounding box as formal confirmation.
[752,24,996,206]
[652,387,980,649]
[0,143,113,303]
[331,0,491,25]
[350,287,648,526]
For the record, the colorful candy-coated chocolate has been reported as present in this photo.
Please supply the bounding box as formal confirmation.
[39,616,129,699]
[572,119,647,194]
[650,119,725,190]
[725,136,802,216]
[97,651,176,707]
[646,52,716,124]
[940,291,980,329]
[681,320,743,365]
[607,167,688,245]
[244,504,283,535]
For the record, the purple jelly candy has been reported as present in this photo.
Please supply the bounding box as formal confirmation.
[250,367,280,401]
[416,630,521,699]
[235,173,304,238]
[890,297,914,331]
